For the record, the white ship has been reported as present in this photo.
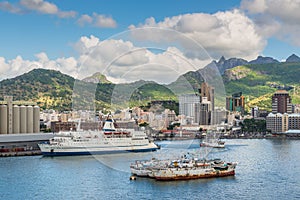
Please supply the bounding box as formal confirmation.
[38,118,159,156]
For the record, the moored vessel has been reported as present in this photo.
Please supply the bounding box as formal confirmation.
[200,139,225,148]
[130,156,237,181]
[38,117,159,156]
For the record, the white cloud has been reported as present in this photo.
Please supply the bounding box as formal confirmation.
[20,0,58,14]
[0,32,214,84]
[93,13,117,28]
[77,14,93,26]
[0,57,10,76]
[241,0,300,23]
[129,10,265,60]
[1,1,116,28]
[58,10,77,18]
[76,13,117,28]
[0,0,77,18]
[0,52,79,80]
[241,0,300,46]
[74,35,100,54]
[74,35,210,84]
[0,1,22,13]
[0,33,213,84]
[241,0,267,14]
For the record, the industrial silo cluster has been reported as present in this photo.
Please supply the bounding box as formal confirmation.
[0,96,40,134]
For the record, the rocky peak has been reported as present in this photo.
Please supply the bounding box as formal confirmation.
[215,56,248,75]
[82,72,111,84]
[249,56,279,64]
[286,54,300,63]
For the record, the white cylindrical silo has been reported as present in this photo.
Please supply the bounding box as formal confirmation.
[20,105,27,133]
[13,105,20,134]
[0,105,8,134]
[27,105,33,133]
[33,105,40,133]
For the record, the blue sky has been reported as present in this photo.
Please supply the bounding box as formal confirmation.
[0,0,299,83]
[0,0,241,59]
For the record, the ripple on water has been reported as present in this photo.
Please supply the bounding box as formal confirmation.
[0,139,299,200]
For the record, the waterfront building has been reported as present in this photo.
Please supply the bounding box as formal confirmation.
[0,96,40,134]
[272,90,292,114]
[266,113,289,133]
[287,113,300,130]
[267,113,300,133]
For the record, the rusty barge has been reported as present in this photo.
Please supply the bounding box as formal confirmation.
[130,157,237,181]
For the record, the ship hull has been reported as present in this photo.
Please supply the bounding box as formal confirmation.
[200,142,225,148]
[154,170,235,181]
[39,144,158,156]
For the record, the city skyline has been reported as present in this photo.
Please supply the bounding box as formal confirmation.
[0,0,300,83]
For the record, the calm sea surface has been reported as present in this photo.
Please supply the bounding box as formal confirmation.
[0,139,299,200]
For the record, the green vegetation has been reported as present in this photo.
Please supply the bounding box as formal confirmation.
[223,62,300,112]
[1,61,300,112]
[0,69,178,112]
[239,118,267,133]
[0,69,74,111]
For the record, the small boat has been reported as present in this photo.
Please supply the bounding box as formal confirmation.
[200,139,225,148]
[200,130,225,148]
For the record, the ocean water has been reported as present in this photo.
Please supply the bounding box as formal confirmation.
[0,139,299,200]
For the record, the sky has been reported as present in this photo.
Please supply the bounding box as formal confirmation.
[0,0,300,84]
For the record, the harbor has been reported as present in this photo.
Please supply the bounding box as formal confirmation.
[1,130,300,157]
[0,139,299,199]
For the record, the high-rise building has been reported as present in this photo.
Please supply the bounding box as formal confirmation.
[178,94,200,124]
[199,97,211,125]
[200,82,214,111]
[199,83,215,125]
[226,92,245,114]
[272,90,292,114]
[179,82,215,125]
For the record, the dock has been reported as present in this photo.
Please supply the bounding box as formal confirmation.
[0,133,54,157]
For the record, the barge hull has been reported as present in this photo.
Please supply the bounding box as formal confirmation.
[155,170,235,181]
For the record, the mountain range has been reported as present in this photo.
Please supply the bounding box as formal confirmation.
[0,54,300,113]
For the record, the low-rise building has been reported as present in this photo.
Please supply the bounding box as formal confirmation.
[266,113,288,133]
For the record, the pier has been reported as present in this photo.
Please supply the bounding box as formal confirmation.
[0,133,53,157]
